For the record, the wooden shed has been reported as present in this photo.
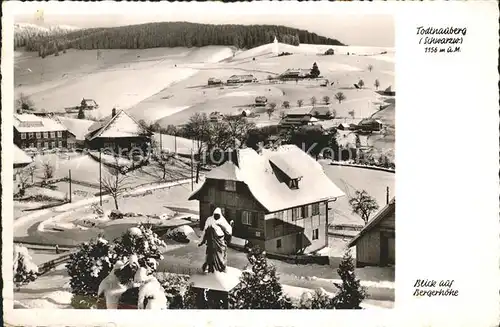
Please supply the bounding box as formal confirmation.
[348,197,395,267]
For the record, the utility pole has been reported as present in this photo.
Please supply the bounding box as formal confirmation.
[174,134,177,153]
[69,169,72,203]
[99,149,102,206]
[159,131,162,153]
[386,186,390,205]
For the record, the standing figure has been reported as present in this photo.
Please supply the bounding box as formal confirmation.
[198,208,233,273]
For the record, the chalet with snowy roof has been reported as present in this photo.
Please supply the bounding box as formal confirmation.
[13,113,75,150]
[80,98,99,110]
[189,145,345,255]
[278,107,320,130]
[227,75,257,84]
[309,105,333,119]
[85,109,153,154]
[357,118,383,132]
[348,198,395,267]
[278,68,311,80]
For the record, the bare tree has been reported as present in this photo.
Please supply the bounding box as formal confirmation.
[358,79,365,89]
[348,190,379,225]
[16,93,35,111]
[155,152,176,181]
[224,115,256,143]
[41,162,54,183]
[101,159,132,210]
[374,79,380,90]
[266,103,277,119]
[335,92,346,104]
[367,64,374,72]
[297,99,304,108]
[310,96,317,107]
[323,96,331,105]
[282,101,290,109]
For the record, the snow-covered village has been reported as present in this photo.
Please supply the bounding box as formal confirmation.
[11,11,396,310]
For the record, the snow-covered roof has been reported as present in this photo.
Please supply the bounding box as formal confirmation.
[85,110,151,140]
[57,117,95,141]
[82,99,98,106]
[348,197,395,248]
[14,114,69,133]
[189,267,242,292]
[190,145,345,212]
[14,144,33,166]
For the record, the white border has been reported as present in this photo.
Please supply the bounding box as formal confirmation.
[3,1,499,327]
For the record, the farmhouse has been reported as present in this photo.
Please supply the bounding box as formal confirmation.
[85,108,153,154]
[278,108,319,129]
[309,105,333,119]
[227,75,257,84]
[357,118,383,132]
[13,113,75,150]
[254,96,268,106]
[207,78,222,86]
[189,145,345,255]
[13,144,33,194]
[348,198,395,267]
[80,98,99,110]
[278,68,311,80]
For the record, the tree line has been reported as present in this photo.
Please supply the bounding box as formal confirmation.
[19,22,344,57]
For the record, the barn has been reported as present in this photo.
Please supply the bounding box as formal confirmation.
[348,197,395,267]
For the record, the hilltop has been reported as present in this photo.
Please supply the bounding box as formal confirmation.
[14,23,80,49]
[19,21,344,57]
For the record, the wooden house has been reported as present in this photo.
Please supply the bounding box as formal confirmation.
[208,78,222,86]
[357,118,383,132]
[227,75,257,84]
[278,68,311,80]
[13,144,33,194]
[13,113,75,150]
[278,107,320,130]
[254,96,268,107]
[348,198,395,267]
[309,105,333,119]
[85,109,152,154]
[80,98,99,110]
[189,145,345,255]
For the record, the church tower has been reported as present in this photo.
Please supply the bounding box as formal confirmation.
[273,36,279,55]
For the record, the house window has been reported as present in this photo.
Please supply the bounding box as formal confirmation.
[57,131,63,138]
[58,141,63,147]
[44,141,48,148]
[312,203,320,216]
[37,142,42,149]
[21,133,26,140]
[50,132,56,138]
[28,132,34,139]
[36,132,41,139]
[51,141,56,148]
[29,143,34,148]
[301,205,308,218]
[43,132,48,138]
[289,178,298,189]
[291,207,300,221]
[242,211,252,226]
[276,239,282,249]
[312,229,319,240]
[224,180,237,192]
[276,211,284,220]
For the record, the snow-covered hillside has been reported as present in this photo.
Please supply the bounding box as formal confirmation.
[14,22,80,35]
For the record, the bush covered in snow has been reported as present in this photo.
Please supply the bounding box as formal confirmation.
[156,272,195,308]
[297,288,335,309]
[332,249,367,309]
[66,237,116,298]
[13,245,39,288]
[229,246,293,309]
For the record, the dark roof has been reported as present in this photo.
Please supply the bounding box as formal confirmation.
[348,197,395,247]
[189,145,344,212]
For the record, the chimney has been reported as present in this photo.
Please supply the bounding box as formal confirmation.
[112,108,117,117]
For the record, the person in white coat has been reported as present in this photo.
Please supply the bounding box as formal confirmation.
[134,267,168,310]
[98,261,129,309]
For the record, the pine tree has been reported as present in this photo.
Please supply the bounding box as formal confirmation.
[310,62,320,78]
[13,245,39,288]
[66,237,117,297]
[77,107,85,119]
[229,247,293,309]
[332,249,366,309]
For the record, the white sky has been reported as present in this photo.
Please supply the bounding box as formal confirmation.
[15,12,393,47]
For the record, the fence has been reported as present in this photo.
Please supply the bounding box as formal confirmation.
[329,161,396,174]
[265,252,330,265]
[37,252,73,275]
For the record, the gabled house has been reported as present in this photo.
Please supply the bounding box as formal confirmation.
[357,118,383,132]
[227,75,257,84]
[278,68,311,80]
[348,197,395,267]
[13,113,75,150]
[85,109,153,154]
[278,107,319,129]
[189,145,345,255]
[80,98,99,110]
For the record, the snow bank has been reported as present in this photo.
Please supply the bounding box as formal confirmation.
[220,91,257,98]
[17,291,73,309]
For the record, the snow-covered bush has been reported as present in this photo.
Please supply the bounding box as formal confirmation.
[229,246,293,309]
[113,224,166,276]
[164,225,194,244]
[156,273,192,308]
[297,288,334,309]
[66,237,116,298]
[13,245,39,288]
[332,249,367,309]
